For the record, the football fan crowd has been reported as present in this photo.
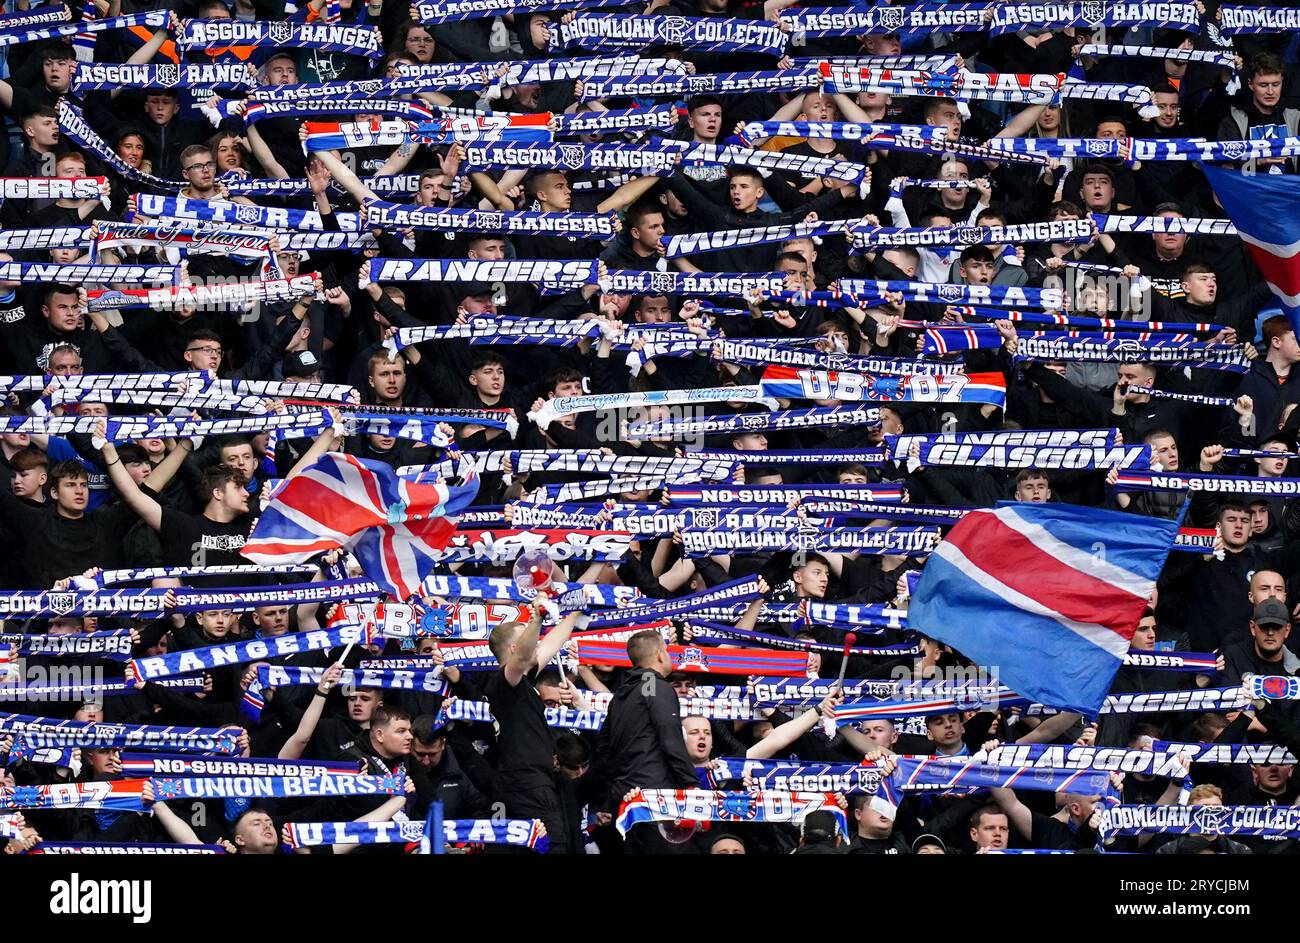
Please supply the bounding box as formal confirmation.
[1,0,1300,858]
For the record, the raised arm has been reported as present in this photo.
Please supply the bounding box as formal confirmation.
[278,664,341,760]
[307,132,378,203]
[745,693,836,758]
[98,421,165,532]
[284,409,344,481]
[141,436,195,494]
[502,600,544,687]
[987,785,1035,839]
[535,609,581,668]
[143,782,204,845]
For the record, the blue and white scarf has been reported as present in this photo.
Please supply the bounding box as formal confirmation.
[780,4,988,36]
[0,631,134,661]
[458,141,679,174]
[982,741,1294,776]
[732,120,945,146]
[0,677,205,703]
[417,0,631,20]
[234,98,436,126]
[138,193,362,232]
[178,19,382,60]
[0,261,176,284]
[58,100,181,193]
[988,1,1199,33]
[952,305,1218,333]
[0,9,166,46]
[885,429,1150,470]
[549,15,788,55]
[5,722,239,757]
[851,217,1093,249]
[821,65,1063,105]
[440,698,608,731]
[127,624,369,684]
[282,817,549,850]
[663,217,861,259]
[242,665,448,721]
[1219,5,1300,34]
[679,526,940,556]
[624,405,880,438]
[832,278,1065,310]
[580,70,820,99]
[1113,470,1300,496]
[531,382,773,423]
[555,107,680,136]
[581,576,762,628]
[1093,212,1237,236]
[1132,387,1237,408]
[1098,804,1300,838]
[1077,44,1236,68]
[493,56,686,87]
[665,139,871,187]
[364,200,615,238]
[73,62,255,93]
[368,258,598,285]
[1014,335,1249,371]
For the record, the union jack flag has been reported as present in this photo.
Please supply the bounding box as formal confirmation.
[242,453,479,601]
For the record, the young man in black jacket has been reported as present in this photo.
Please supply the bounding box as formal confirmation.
[485,600,580,854]
[599,629,701,854]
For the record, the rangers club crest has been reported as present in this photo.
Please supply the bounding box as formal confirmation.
[234,204,263,225]
[687,75,713,94]
[661,16,688,45]
[877,4,906,30]
[649,271,677,294]
[1080,1,1107,26]
[45,593,77,616]
[267,21,294,43]
[1219,140,1248,160]
[155,64,182,87]
[955,227,982,244]
[1192,804,1229,834]
[937,283,964,302]
[690,509,719,529]
[559,144,587,170]
[1085,139,1111,156]
[476,211,505,231]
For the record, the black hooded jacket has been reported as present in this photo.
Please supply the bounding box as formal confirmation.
[597,666,699,810]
